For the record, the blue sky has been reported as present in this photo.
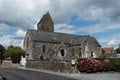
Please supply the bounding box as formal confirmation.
[0,0,120,48]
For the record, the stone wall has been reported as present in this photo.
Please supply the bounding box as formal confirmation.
[31,41,81,60]
[26,60,78,73]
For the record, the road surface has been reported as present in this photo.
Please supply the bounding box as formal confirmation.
[0,68,76,80]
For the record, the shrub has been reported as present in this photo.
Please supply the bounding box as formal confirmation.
[102,61,113,71]
[11,53,21,63]
[78,58,113,73]
[78,58,102,73]
[97,55,106,61]
[109,58,120,72]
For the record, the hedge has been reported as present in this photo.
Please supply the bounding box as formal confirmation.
[109,58,120,72]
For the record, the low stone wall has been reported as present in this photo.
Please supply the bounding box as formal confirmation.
[1,60,22,68]
[26,60,78,73]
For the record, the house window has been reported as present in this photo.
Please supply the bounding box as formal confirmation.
[43,45,45,53]
[60,49,65,56]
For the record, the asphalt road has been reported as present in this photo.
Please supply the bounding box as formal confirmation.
[0,68,76,80]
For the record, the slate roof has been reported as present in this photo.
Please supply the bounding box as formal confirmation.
[26,29,101,47]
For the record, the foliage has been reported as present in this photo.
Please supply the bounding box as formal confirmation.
[4,45,25,58]
[11,52,21,63]
[115,48,120,53]
[97,55,106,61]
[109,58,120,72]
[102,61,113,71]
[78,58,113,73]
[0,44,6,62]
[4,45,25,63]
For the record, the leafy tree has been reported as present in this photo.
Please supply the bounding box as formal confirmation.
[115,48,120,53]
[11,52,21,63]
[4,45,25,63]
[4,45,14,58]
[0,44,6,63]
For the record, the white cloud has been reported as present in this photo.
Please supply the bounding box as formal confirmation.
[0,35,23,48]
[0,23,9,36]
[98,34,120,48]
[0,0,49,30]
[0,0,120,30]
[55,24,77,34]
[0,0,120,48]
[15,29,26,38]
[78,23,120,34]
[108,40,115,46]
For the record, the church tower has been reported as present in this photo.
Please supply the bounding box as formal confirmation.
[37,11,54,32]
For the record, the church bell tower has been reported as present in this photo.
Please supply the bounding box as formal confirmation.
[37,11,54,32]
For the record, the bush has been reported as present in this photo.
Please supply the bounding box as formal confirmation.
[78,58,102,73]
[97,55,106,61]
[78,58,113,73]
[102,61,113,71]
[11,53,21,63]
[109,58,120,72]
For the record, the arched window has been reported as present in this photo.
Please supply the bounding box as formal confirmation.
[60,49,65,56]
[91,52,93,57]
[43,45,45,53]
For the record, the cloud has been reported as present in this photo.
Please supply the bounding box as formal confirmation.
[78,23,120,34]
[0,0,120,29]
[0,35,23,48]
[0,23,9,36]
[49,0,120,24]
[15,29,26,39]
[55,24,77,34]
[98,34,120,48]
[0,0,120,48]
[0,0,49,30]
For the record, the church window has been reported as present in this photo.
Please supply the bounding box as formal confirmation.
[26,37,29,48]
[60,49,65,56]
[43,45,45,53]
[91,52,93,57]
[79,48,82,58]
[40,55,44,60]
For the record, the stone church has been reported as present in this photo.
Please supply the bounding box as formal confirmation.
[24,12,102,61]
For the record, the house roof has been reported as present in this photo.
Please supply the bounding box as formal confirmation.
[26,29,101,46]
[103,47,115,55]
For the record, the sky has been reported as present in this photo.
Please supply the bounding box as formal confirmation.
[0,0,120,48]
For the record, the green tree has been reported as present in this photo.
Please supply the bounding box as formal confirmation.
[4,45,25,63]
[115,48,120,53]
[4,45,14,58]
[0,44,6,63]
[11,50,25,63]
